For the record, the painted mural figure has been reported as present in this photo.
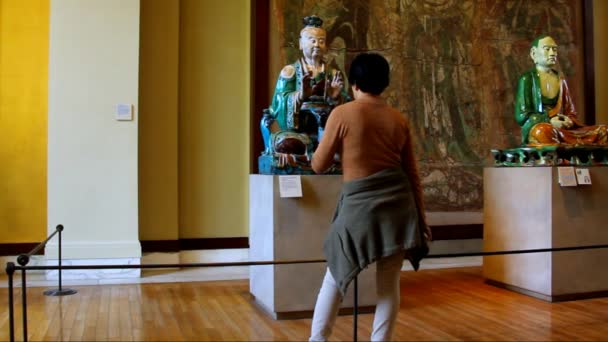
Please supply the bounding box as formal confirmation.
[259,15,350,174]
[515,35,608,146]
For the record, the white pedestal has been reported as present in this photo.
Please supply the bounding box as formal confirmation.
[249,175,377,319]
[483,167,608,301]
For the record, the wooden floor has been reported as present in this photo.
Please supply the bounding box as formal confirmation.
[1,267,607,341]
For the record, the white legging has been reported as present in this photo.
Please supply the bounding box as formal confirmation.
[309,251,405,342]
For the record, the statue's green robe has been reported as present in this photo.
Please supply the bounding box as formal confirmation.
[514,68,582,145]
[269,59,347,132]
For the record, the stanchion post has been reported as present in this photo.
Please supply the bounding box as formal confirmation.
[6,262,15,342]
[44,225,77,296]
[21,269,28,342]
[353,275,358,342]
[59,225,62,291]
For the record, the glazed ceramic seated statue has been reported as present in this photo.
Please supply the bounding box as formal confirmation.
[515,35,608,146]
[259,15,350,174]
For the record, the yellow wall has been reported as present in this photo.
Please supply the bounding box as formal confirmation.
[0,0,49,243]
[178,0,250,238]
[594,0,608,124]
[138,0,180,241]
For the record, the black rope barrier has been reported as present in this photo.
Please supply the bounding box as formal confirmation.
[16,225,63,267]
[7,224,77,342]
[14,258,326,271]
[10,243,608,272]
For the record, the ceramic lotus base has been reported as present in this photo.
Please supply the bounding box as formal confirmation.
[491,146,608,167]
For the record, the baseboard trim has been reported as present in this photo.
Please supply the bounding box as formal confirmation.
[180,237,249,250]
[431,224,483,240]
[141,237,249,253]
[143,226,482,253]
[139,240,181,253]
[0,243,44,256]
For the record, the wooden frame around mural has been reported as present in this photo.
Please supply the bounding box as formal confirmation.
[250,0,269,174]
[583,0,596,125]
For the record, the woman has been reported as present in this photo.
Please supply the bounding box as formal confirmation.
[309,53,431,341]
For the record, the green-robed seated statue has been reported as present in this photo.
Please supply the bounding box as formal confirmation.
[493,35,608,166]
[259,16,350,174]
[515,35,607,146]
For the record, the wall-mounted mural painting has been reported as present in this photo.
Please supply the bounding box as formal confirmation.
[269,0,585,212]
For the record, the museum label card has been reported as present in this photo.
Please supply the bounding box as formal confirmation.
[279,175,303,198]
[575,168,592,185]
[557,167,577,187]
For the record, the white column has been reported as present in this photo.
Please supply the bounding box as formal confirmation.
[46,0,141,278]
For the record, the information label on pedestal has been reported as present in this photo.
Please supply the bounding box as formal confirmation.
[575,168,592,185]
[279,175,303,198]
[557,167,577,187]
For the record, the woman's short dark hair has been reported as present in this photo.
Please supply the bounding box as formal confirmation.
[348,53,390,95]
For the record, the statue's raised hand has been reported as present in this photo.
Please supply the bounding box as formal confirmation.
[328,70,344,99]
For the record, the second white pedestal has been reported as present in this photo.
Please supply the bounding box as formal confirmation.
[483,167,608,301]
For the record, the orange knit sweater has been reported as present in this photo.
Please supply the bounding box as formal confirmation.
[312,94,426,216]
